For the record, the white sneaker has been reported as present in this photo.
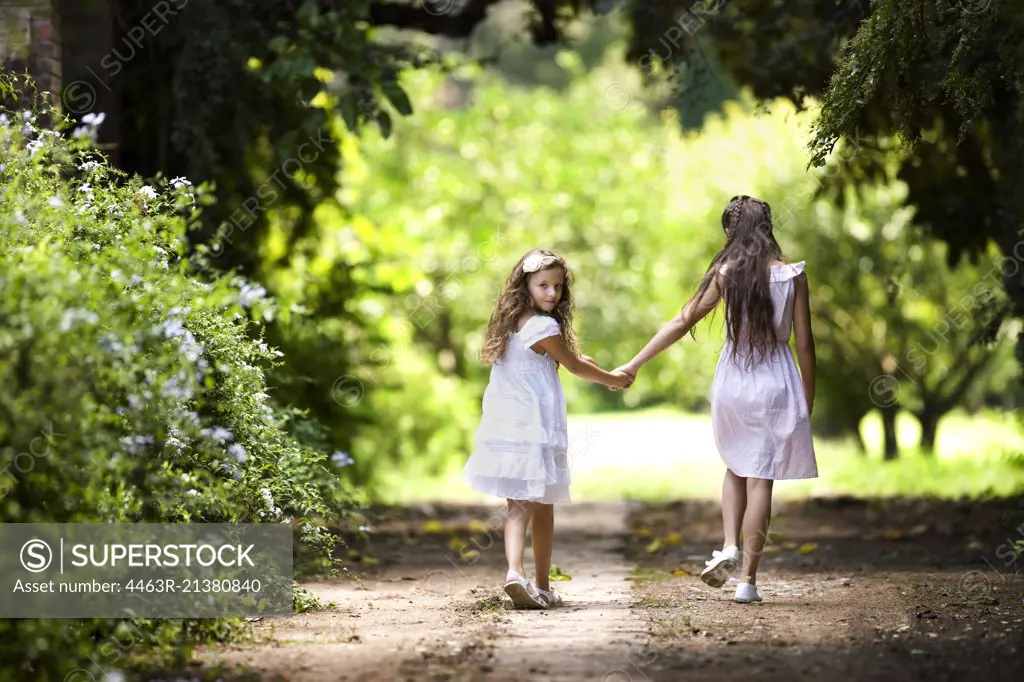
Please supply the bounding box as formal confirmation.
[700,545,741,588]
[535,587,563,607]
[734,582,762,604]
[503,571,547,610]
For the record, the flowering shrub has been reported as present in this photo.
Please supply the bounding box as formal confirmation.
[0,82,351,679]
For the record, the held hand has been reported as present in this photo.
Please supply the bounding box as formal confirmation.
[608,365,637,391]
[611,364,637,390]
[608,371,633,390]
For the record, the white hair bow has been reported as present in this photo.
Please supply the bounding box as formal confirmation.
[522,253,556,273]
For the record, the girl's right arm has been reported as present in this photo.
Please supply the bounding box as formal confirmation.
[792,272,816,414]
[533,335,631,389]
[620,272,724,376]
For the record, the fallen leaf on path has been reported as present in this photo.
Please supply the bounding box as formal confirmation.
[549,565,572,581]
[797,542,819,554]
[763,545,781,554]
[910,524,929,535]
[967,539,984,550]
[665,532,682,545]
[448,537,468,552]
[672,568,692,576]
[883,529,904,540]
[645,538,663,553]
[468,519,490,534]
[636,527,652,538]
[421,520,444,534]
[459,550,480,563]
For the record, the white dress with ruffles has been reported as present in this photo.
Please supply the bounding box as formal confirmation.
[710,261,818,480]
[464,314,570,503]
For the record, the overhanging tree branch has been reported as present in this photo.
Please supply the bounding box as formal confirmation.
[368,0,511,37]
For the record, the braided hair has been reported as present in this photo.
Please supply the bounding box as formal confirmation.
[692,195,785,369]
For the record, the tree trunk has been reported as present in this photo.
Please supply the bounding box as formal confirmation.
[881,405,899,461]
[917,410,939,455]
[854,420,867,454]
[991,98,1024,365]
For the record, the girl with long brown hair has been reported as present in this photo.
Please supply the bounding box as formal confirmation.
[465,248,632,608]
[615,195,818,604]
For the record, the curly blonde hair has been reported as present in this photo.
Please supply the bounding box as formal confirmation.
[479,249,580,366]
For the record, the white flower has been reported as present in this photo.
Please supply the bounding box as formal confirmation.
[205,426,233,443]
[27,140,45,157]
[120,435,154,455]
[60,308,99,332]
[159,317,186,338]
[79,183,91,193]
[522,253,558,273]
[79,160,100,172]
[138,185,158,200]
[186,489,198,496]
[21,111,31,121]
[171,176,191,190]
[228,443,247,462]
[47,194,63,208]
[238,283,268,308]
[331,451,354,467]
[82,112,106,127]
[0,114,9,126]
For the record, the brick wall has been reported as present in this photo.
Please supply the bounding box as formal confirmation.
[0,0,60,112]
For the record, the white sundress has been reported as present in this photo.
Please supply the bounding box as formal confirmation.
[464,314,571,503]
[710,261,818,480]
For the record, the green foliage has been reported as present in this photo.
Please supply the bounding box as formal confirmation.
[108,0,431,277]
[0,91,349,679]
[292,584,334,614]
[331,60,1018,480]
[805,0,1024,363]
[803,179,1017,441]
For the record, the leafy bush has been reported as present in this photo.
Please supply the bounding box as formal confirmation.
[0,81,350,679]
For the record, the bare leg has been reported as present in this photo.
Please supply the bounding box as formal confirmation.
[722,469,746,549]
[505,499,534,577]
[739,478,774,584]
[531,503,554,591]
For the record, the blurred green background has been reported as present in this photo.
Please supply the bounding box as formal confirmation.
[5,0,1024,675]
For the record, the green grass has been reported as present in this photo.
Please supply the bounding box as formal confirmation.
[375,407,1024,503]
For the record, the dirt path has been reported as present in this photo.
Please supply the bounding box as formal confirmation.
[200,502,647,681]
[199,497,1024,681]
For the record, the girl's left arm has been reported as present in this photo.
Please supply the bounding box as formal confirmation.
[620,274,723,376]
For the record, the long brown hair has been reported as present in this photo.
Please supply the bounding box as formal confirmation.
[479,249,580,366]
[691,195,784,368]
